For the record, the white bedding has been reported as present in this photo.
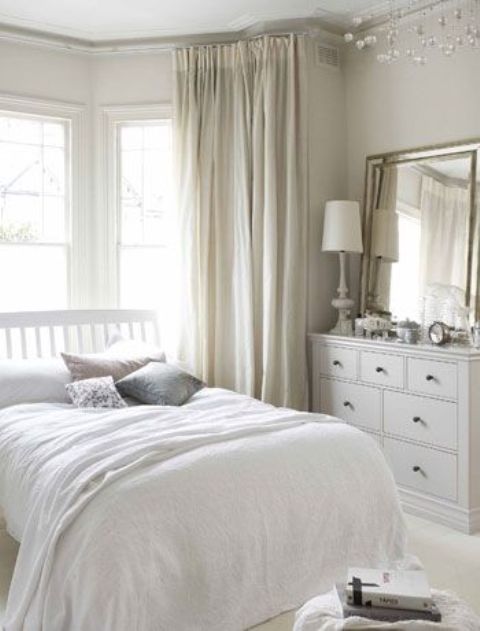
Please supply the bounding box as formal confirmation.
[0,388,406,631]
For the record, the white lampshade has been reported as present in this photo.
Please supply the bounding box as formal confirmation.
[372,208,399,263]
[322,200,363,253]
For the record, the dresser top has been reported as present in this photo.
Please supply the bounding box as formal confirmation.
[309,332,480,361]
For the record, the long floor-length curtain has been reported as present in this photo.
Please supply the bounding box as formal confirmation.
[419,174,469,293]
[173,35,308,409]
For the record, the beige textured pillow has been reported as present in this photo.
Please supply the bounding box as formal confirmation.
[61,352,158,382]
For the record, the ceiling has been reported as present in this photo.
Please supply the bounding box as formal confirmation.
[425,157,474,184]
[0,0,392,44]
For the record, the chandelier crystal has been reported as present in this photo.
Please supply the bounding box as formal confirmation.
[344,0,480,64]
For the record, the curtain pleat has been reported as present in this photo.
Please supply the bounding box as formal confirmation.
[174,35,308,409]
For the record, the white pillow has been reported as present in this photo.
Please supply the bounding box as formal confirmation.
[0,359,72,409]
[105,334,166,362]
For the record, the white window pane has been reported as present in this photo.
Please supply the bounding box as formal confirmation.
[0,143,42,192]
[143,149,164,210]
[144,211,167,246]
[43,122,65,148]
[121,150,143,199]
[0,117,42,145]
[43,147,65,195]
[43,196,66,242]
[121,204,143,244]
[120,247,166,309]
[144,124,170,150]
[0,245,67,311]
[121,126,143,150]
[2,194,41,239]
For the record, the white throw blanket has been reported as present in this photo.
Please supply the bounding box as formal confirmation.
[0,388,407,631]
[293,588,480,631]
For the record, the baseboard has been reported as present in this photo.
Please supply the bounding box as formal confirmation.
[398,488,479,535]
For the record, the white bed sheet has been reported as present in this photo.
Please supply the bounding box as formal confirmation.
[0,388,407,631]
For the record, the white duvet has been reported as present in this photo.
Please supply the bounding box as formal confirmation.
[0,388,406,631]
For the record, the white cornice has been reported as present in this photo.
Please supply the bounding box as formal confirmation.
[0,0,437,53]
[0,16,344,56]
[0,7,316,42]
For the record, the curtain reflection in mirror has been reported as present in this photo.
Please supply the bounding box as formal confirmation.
[368,157,472,323]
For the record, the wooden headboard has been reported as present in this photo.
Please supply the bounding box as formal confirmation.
[0,309,160,359]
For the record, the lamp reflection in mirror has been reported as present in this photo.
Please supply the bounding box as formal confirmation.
[322,200,363,335]
[369,209,399,314]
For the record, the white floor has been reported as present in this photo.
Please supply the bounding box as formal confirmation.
[1,514,479,629]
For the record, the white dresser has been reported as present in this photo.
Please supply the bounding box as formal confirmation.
[309,333,480,534]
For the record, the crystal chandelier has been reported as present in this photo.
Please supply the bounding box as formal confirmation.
[344,0,480,64]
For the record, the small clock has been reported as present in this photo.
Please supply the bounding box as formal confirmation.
[428,321,452,346]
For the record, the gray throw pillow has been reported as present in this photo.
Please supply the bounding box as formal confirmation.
[116,363,205,406]
[66,376,127,409]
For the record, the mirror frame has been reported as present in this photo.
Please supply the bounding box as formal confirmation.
[360,138,480,321]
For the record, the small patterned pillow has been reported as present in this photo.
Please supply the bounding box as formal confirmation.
[66,376,127,409]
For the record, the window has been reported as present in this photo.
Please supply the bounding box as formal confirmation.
[389,205,421,320]
[0,112,70,311]
[116,119,173,310]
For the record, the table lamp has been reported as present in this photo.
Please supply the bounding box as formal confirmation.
[322,200,363,335]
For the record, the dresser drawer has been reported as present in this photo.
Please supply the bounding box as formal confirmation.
[384,437,457,501]
[407,358,457,400]
[384,391,457,450]
[317,345,358,381]
[320,378,381,432]
[360,351,404,389]
[367,431,383,449]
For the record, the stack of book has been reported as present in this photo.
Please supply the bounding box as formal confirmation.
[335,568,442,623]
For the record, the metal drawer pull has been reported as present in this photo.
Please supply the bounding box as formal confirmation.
[343,401,352,408]
[412,416,422,423]
[375,366,385,373]
[412,465,422,473]
[426,374,435,382]
[332,360,342,367]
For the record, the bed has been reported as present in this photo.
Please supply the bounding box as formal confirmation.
[0,310,407,631]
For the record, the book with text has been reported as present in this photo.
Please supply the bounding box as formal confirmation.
[345,568,433,612]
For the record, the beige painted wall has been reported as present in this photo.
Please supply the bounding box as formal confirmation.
[0,41,91,103]
[3,37,475,331]
[344,48,480,309]
[0,39,347,330]
[91,52,172,104]
[306,39,348,333]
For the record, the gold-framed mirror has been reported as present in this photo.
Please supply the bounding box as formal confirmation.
[360,139,479,326]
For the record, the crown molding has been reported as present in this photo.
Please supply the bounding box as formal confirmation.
[0,6,317,42]
[0,16,345,56]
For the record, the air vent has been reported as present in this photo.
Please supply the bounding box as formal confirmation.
[315,44,340,68]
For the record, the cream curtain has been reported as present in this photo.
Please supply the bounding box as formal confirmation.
[419,174,469,294]
[173,35,308,409]
[374,165,398,311]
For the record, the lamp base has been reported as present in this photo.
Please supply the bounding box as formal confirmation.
[330,299,354,336]
[329,252,354,336]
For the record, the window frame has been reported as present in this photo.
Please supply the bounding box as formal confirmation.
[0,94,87,310]
[102,104,172,309]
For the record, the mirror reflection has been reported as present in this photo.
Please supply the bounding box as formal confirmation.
[366,153,474,326]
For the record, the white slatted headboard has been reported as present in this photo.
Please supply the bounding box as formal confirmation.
[0,309,160,359]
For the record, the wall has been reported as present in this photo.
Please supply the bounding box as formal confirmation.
[91,51,173,307]
[0,37,346,330]
[91,51,172,104]
[1,35,478,328]
[344,47,480,308]
[0,41,91,103]
[0,40,173,308]
[306,38,348,333]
